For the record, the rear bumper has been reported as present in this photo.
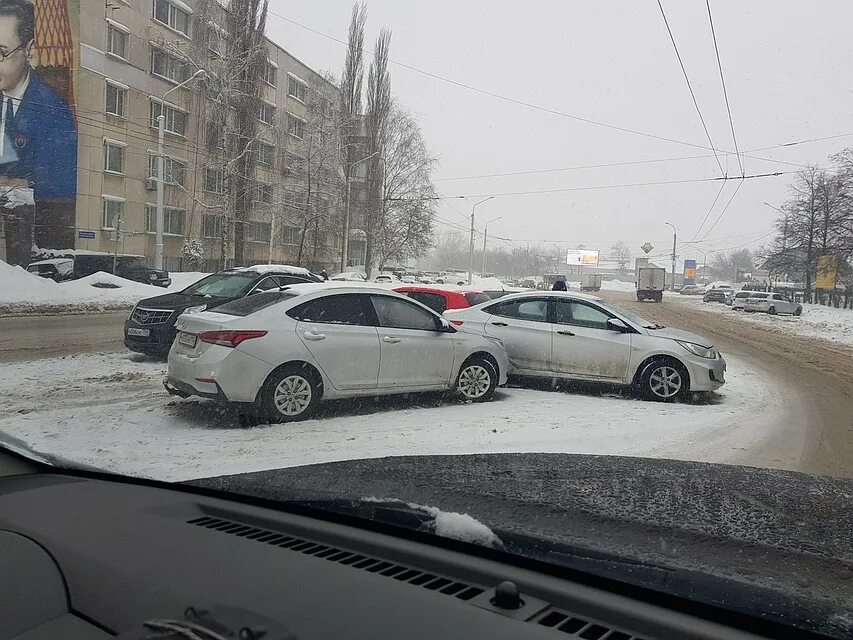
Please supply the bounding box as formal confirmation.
[167,346,273,403]
[685,355,726,392]
[164,377,224,400]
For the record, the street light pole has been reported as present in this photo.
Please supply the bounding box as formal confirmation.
[155,69,207,271]
[469,196,494,285]
[481,216,502,274]
[665,221,677,291]
[340,151,380,272]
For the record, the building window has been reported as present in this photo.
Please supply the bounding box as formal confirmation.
[202,214,223,238]
[153,0,190,36]
[207,24,227,56]
[204,168,225,193]
[283,189,305,209]
[256,141,275,166]
[105,82,126,116]
[257,101,276,124]
[150,100,188,136]
[255,181,273,204]
[261,61,277,86]
[103,198,124,229]
[287,114,305,139]
[104,141,125,174]
[205,122,224,150]
[287,77,306,102]
[151,47,189,83]
[106,23,128,59]
[147,153,186,186]
[284,152,305,176]
[145,205,185,235]
[280,225,298,245]
[245,221,270,243]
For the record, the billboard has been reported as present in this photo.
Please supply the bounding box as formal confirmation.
[1,0,78,263]
[816,255,838,290]
[566,249,600,266]
[683,259,697,286]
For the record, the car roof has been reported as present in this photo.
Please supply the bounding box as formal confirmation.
[231,264,314,277]
[474,290,603,305]
[281,282,402,297]
[28,258,73,266]
[393,285,484,295]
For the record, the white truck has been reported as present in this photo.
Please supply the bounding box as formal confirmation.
[580,273,602,292]
[636,267,666,302]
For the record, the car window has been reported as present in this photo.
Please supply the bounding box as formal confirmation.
[463,292,491,306]
[489,298,549,322]
[276,275,310,286]
[554,300,613,330]
[252,276,281,293]
[288,294,371,326]
[404,291,447,314]
[371,295,440,331]
[213,292,298,317]
[183,272,257,297]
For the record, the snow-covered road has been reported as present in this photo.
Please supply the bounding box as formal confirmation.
[0,351,792,482]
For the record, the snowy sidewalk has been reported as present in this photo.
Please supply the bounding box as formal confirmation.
[0,351,790,482]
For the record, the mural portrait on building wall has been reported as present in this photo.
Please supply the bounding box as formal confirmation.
[0,0,77,257]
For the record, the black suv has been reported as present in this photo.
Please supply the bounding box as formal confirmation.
[124,266,323,356]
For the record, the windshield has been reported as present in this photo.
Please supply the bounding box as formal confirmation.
[182,272,257,297]
[1,3,852,638]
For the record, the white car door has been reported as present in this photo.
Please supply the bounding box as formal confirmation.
[369,294,455,388]
[482,298,552,372]
[773,294,793,313]
[550,299,632,381]
[289,293,380,391]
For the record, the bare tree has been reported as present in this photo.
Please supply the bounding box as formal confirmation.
[609,241,632,273]
[709,248,753,281]
[430,230,466,270]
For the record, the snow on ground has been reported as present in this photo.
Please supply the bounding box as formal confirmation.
[674,296,853,348]
[0,260,208,315]
[0,350,789,482]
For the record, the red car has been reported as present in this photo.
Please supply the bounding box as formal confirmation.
[393,286,491,314]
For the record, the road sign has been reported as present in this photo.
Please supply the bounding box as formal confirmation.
[78,230,95,239]
[641,242,653,254]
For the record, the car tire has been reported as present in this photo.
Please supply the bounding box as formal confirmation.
[639,358,689,402]
[259,364,322,423]
[794,306,802,316]
[455,357,498,402]
[768,306,777,315]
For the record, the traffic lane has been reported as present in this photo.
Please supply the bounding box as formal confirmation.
[598,291,853,478]
[0,312,128,362]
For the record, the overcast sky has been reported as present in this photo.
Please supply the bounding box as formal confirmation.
[265,0,853,265]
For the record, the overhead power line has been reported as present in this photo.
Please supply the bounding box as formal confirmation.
[706,0,743,176]
[697,176,746,240]
[691,177,728,241]
[657,0,725,176]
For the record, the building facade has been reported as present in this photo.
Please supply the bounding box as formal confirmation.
[64,0,344,271]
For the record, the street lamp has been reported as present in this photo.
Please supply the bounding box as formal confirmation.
[340,151,381,272]
[696,247,709,285]
[469,196,494,284]
[481,216,502,274]
[155,69,208,271]
[665,221,677,291]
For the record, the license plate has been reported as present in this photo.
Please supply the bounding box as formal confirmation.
[127,328,149,337]
[178,332,197,348]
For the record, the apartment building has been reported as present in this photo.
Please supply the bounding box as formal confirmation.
[72,0,344,271]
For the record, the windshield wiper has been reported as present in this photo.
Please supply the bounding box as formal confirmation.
[644,324,665,329]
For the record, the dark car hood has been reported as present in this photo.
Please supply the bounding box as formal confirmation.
[135,292,230,311]
[190,454,853,638]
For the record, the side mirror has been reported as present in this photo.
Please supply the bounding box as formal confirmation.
[248,288,263,295]
[606,318,630,332]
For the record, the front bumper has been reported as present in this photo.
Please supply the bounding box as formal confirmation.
[684,354,727,392]
[124,317,176,355]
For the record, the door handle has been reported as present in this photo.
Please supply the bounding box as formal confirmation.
[382,336,402,343]
[303,331,326,341]
[490,322,508,327]
[556,330,575,336]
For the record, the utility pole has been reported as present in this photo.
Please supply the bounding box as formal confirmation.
[665,221,677,291]
[481,216,502,275]
[469,196,494,284]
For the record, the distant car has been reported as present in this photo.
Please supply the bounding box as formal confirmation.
[703,288,732,303]
[743,292,802,316]
[330,271,366,282]
[26,258,74,282]
[373,273,401,283]
[679,285,704,296]
[730,290,754,310]
[393,285,491,314]
[124,265,322,357]
[445,291,726,401]
[68,253,171,287]
[166,286,509,421]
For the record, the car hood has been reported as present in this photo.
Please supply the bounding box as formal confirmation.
[643,326,714,348]
[134,292,230,311]
[189,454,853,638]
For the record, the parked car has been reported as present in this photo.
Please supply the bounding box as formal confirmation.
[679,285,704,295]
[373,272,401,283]
[743,292,802,316]
[730,290,753,310]
[393,285,491,314]
[165,286,509,421]
[445,291,726,401]
[703,287,732,303]
[124,265,322,357]
[67,253,171,287]
[330,271,367,282]
[26,258,74,282]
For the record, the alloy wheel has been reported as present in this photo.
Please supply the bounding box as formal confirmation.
[458,365,492,399]
[649,366,682,399]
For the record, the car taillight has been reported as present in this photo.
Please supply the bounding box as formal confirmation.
[198,330,267,348]
[450,319,464,326]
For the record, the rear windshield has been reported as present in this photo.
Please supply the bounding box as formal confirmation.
[213,291,298,316]
[749,293,769,299]
[27,264,55,274]
[183,272,258,297]
[464,292,491,306]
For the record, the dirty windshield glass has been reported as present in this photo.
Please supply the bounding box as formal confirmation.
[0,1,852,638]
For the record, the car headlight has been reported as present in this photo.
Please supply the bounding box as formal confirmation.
[181,304,208,316]
[676,340,717,359]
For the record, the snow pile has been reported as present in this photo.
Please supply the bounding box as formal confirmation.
[0,259,209,315]
[237,264,312,276]
[602,279,636,292]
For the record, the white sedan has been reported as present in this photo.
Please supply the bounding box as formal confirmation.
[445,291,726,401]
[742,292,802,316]
[165,285,509,422]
